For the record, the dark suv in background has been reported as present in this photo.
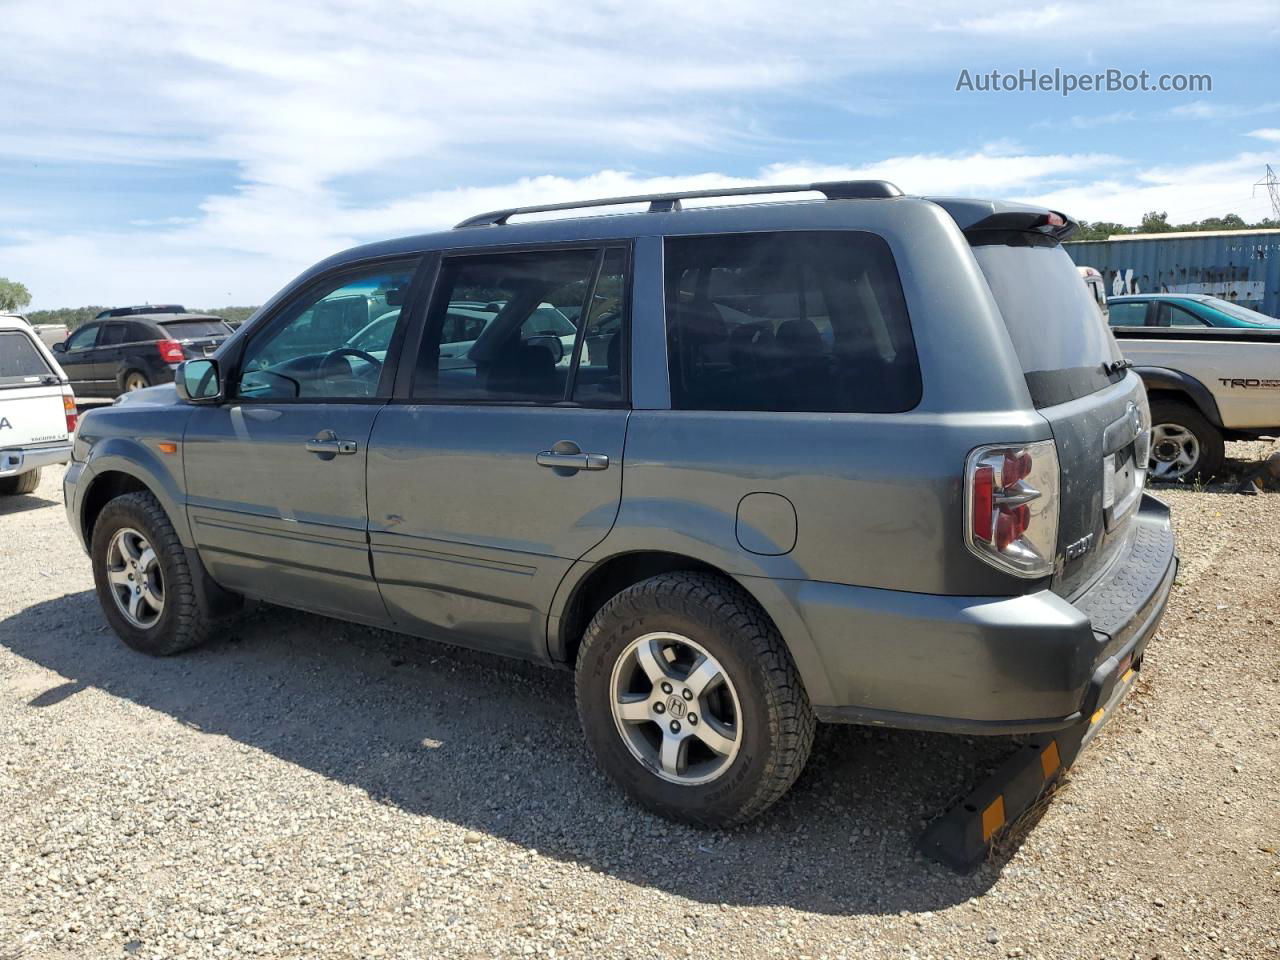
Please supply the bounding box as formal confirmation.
[64,182,1176,827]
[53,309,233,396]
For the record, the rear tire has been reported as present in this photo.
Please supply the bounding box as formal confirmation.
[1148,400,1224,482]
[90,491,217,655]
[0,468,41,496]
[122,370,150,392]
[575,571,815,828]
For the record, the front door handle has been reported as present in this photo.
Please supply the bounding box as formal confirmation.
[536,440,609,473]
[305,430,358,460]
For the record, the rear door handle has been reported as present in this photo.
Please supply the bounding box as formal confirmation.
[536,441,609,472]
[305,430,358,460]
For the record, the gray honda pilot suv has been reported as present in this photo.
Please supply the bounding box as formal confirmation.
[64,181,1176,827]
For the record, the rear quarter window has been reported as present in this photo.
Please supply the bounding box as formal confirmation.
[663,231,921,413]
[161,320,232,339]
[0,331,56,386]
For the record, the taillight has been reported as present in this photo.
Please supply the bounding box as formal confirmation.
[62,385,78,435]
[964,440,1059,578]
[157,339,185,363]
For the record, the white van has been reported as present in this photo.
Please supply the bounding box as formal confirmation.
[0,316,77,495]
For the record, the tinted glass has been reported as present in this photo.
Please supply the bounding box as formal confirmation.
[1107,301,1147,327]
[99,323,128,346]
[972,241,1122,407]
[161,320,233,339]
[413,248,599,403]
[571,247,628,404]
[1202,298,1280,326]
[65,324,99,350]
[1165,304,1209,327]
[238,262,416,399]
[0,331,55,385]
[663,231,920,413]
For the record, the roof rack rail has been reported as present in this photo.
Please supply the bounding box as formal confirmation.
[454,180,903,228]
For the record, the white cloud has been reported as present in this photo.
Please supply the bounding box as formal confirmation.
[1248,128,1280,143]
[2,0,1280,307]
[1021,151,1279,225]
[1169,101,1280,120]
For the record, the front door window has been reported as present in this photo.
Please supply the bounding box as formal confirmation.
[237,262,417,400]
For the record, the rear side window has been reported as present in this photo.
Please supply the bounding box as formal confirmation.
[663,231,921,413]
[413,246,628,406]
[161,320,232,339]
[0,331,55,386]
[971,241,1123,408]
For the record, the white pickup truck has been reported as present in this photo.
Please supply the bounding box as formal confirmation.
[1112,326,1280,481]
[0,316,77,495]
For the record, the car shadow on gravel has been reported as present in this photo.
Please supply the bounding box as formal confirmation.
[1,592,1018,915]
[0,493,59,517]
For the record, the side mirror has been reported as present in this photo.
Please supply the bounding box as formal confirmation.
[175,359,222,404]
[51,341,66,353]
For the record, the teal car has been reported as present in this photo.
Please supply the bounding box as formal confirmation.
[1107,293,1280,329]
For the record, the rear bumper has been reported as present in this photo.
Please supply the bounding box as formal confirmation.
[793,494,1176,734]
[0,441,73,478]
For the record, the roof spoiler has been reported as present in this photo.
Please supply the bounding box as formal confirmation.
[455,180,903,228]
[928,198,1079,242]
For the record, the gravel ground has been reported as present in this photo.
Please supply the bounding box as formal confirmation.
[1,452,1278,960]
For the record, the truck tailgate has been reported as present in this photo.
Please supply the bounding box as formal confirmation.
[1,385,69,446]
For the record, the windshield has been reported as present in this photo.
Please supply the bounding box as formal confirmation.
[160,320,232,339]
[1202,297,1280,327]
[972,240,1123,408]
[0,331,56,387]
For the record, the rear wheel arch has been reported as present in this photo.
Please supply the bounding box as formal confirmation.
[1135,367,1223,427]
[554,551,722,665]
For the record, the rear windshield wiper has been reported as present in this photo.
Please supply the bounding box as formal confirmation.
[1104,358,1134,375]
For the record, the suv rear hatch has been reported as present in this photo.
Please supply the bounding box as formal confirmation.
[940,201,1147,597]
[0,329,70,447]
[159,318,232,358]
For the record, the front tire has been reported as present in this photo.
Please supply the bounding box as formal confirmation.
[0,468,41,496]
[90,491,216,655]
[576,572,815,828]
[1148,400,1224,482]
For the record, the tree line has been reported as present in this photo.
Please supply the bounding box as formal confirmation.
[1072,211,1280,241]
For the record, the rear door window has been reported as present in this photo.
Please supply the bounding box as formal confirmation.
[413,246,629,405]
[0,331,55,386]
[971,241,1123,408]
[1159,303,1209,327]
[663,231,920,413]
[99,323,128,346]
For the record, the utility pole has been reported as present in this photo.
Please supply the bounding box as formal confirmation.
[1254,164,1280,221]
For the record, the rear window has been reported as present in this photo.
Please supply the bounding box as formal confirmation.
[664,231,921,413]
[161,320,231,339]
[0,331,56,386]
[971,240,1123,408]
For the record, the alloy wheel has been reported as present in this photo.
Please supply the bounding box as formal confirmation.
[609,631,743,785]
[105,527,165,629]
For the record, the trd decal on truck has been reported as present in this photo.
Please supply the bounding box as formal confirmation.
[1218,378,1280,390]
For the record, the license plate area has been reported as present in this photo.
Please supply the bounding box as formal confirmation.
[1103,445,1143,531]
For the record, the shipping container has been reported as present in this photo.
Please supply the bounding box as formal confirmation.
[1065,229,1280,319]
